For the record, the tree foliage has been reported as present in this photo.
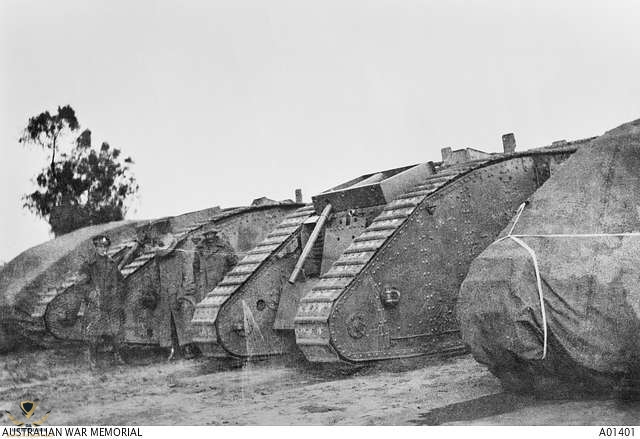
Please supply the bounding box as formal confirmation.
[19,105,80,174]
[20,106,139,236]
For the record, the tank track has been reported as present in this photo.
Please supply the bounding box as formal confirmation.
[26,211,233,342]
[15,242,136,344]
[118,207,250,278]
[192,204,317,357]
[30,204,300,346]
[38,210,245,341]
[30,274,85,320]
[294,144,589,363]
[294,161,486,362]
[119,217,219,278]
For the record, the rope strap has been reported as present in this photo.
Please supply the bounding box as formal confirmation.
[495,202,640,360]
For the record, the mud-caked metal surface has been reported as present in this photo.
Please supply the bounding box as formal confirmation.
[294,149,579,362]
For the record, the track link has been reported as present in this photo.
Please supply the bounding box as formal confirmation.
[191,204,317,357]
[293,162,482,362]
[295,144,586,363]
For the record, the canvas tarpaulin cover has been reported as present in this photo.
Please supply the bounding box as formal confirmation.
[457,119,640,395]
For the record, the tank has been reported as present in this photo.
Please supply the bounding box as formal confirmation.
[458,119,640,395]
[0,219,147,351]
[0,202,300,351]
[192,138,594,362]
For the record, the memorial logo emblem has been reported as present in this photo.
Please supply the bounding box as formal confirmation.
[5,400,51,427]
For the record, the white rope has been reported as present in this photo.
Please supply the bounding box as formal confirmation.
[495,202,640,360]
[508,235,548,359]
[507,202,527,236]
[506,233,640,238]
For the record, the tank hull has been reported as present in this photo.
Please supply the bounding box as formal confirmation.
[2,221,145,350]
[0,204,298,351]
[297,151,575,362]
[43,205,299,346]
[192,205,317,357]
[193,146,584,362]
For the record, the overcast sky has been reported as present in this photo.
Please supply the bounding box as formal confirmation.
[1,0,640,263]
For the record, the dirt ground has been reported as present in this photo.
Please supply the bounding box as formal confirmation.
[1,347,638,426]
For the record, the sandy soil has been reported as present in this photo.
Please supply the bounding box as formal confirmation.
[0,347,638,426]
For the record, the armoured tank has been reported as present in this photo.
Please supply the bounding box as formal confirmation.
[0,219,146,352]
[192,137,594,362]
[0,202,300,351]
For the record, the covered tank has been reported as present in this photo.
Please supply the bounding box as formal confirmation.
[192,137,591,362]
[0,202,299,351]
[458,119,640,395]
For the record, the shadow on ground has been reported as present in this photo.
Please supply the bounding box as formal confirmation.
[411,393,543,425]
